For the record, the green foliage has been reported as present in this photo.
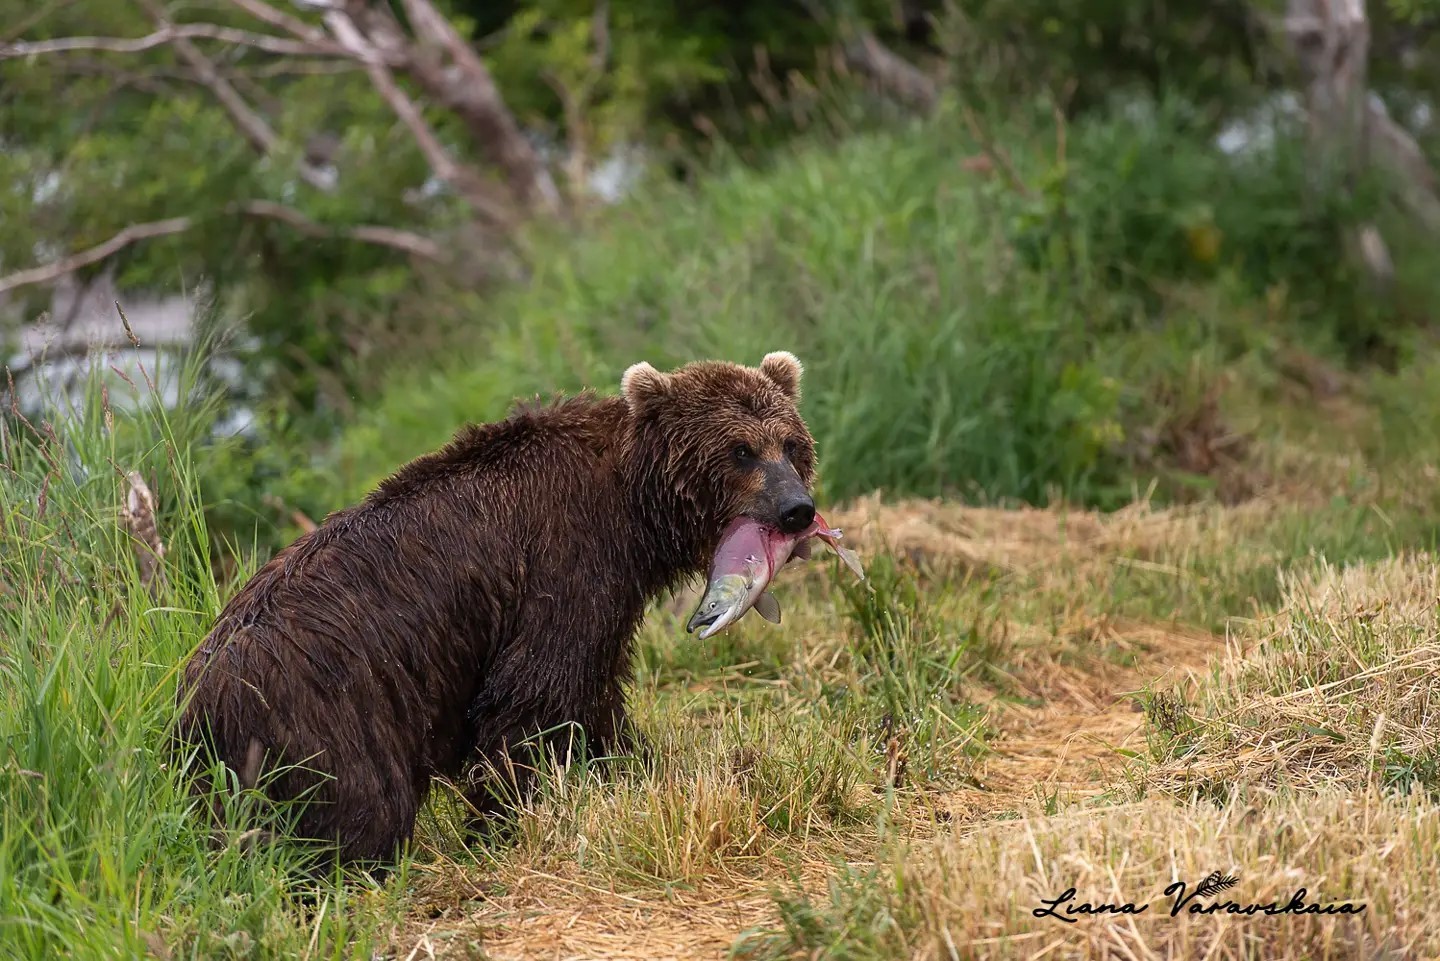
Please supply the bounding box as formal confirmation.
[1384,0,1440,24]
[478,0,729,155]
[452,0,916,154]
[312,118,1119,515]
[832,557,991,785]
[734,863,914,961]
[1003,94,1424,359]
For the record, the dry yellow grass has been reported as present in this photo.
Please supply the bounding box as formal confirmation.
[849,531,1440,961]
[935,617,1221,824]
[1150,554,1440,800]
[894,788,1435,960]
[828,492,1281,580]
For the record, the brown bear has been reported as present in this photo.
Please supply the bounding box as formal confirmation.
[174,351,817,872]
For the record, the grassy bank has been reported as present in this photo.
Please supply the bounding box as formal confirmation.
[260,95,1438,534]
[0,377,404,958]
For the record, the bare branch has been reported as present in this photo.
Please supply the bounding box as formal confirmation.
[392,0,559,211]
[239,200,445,260]
[0,23,349,60]
[225,0,331,46]
[319,11,453,176]
[1367,98,1440,232]
[52,55,357,90]
[843,30,938,114]
[0,218,193,297]
[0,203,446,298]
[794,0,938,116]
[241,58,359,77]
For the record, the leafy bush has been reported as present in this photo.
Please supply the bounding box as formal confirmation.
[1003,94,1418,358]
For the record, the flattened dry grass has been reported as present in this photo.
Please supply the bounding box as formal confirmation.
[1148,554,1440,803]
[831,487,1437,633]
[749,789,1436,961]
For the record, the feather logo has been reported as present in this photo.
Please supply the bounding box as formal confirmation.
[1194,871,1239,898]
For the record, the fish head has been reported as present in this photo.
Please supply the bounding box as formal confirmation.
[686,572,755,639]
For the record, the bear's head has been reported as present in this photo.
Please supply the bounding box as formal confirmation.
[620,351,817,549]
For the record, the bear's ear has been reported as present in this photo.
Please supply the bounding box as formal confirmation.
[621,361,672,414]
[760,351,803,402]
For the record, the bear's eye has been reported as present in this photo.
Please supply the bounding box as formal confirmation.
[783,438,800,459]
[732,443,756,463]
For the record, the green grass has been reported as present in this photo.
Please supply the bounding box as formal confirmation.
[0,364,402,960]
[321,122,1126,511]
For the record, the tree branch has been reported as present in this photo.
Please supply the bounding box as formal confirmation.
[0,203,446,298]
[1367,98,1440,232]
[794,0,938,115]
[239,200,444,259]
[843,30,938,114]
[225,0,331,47]
[393,0,559,211]
[1278,0,1440,285]
[0,219,193,297]
[0,23,350,60]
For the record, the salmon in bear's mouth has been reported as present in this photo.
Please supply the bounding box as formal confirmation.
[686,511,865,640]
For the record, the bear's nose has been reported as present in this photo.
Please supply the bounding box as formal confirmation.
[778,496,815,535]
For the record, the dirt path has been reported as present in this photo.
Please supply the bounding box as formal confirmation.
[939,620,1222,824]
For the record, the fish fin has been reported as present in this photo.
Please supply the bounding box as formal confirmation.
[835,545,866,580]
[755,591,782,624]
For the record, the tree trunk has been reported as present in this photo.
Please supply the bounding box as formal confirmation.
[1285,0,1391,280]
[1286,0,1370,177]
[1284,0,1440,281]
